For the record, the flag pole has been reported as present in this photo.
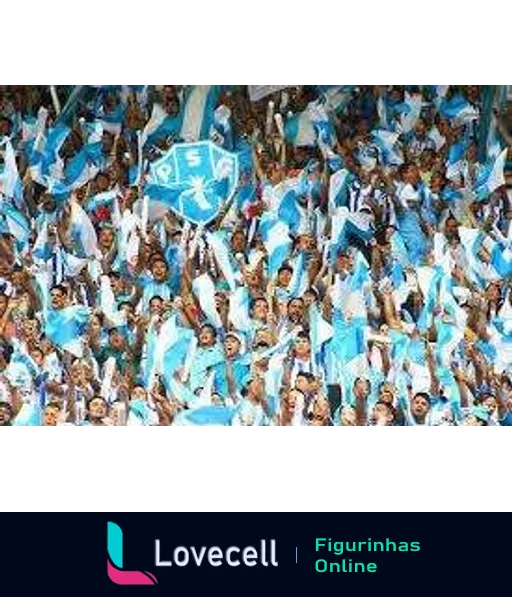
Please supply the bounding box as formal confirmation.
[50,86,61,115]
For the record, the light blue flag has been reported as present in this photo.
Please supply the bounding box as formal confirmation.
[439,94,479,123]
[371,130,403,167]
[148,140,239,225]
[228,287,253,333]
[30,122,71,184]
[284,110,317,147]
[127,399,153,426]
[192,274,223,329]
[477,82,498,162]
[179,85,222,143]
[173,405,235,426]
[350,251,371,293]
[161,327,195,382]
[314,113,337,150]
[32,222,52,261]
[206,231,239,292]
[328,169,354,209]
[0,201,30,248]
[287,251,309,298]
[475,148,507,202]
[329,312,367,403]
[147,111,184,147]
[259,214,292,279]
[491,241,512,278]
[309,302,334,375]
[13,400,42,426]
[277,187,302,235]
[435,317,464,368]
[10,340,40,380]
[446,140,465,181]
[1,138,23,207]
[142,321,159,389]
[64,148,97,190]
[189,344,226,393]
[44,305,90,357]
[390,230,410,266]
[408,337,427,366]
[388,329,410,372]
[86,189,118,213]
[45,122,71,157]
[70,200,100,258]
[416,266,443,332]
[165,374,199,407]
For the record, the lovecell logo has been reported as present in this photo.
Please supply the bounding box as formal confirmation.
[107,522,278,585]
[107,522,158,586]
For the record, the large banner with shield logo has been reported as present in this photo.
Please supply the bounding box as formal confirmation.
[146,141,239,226]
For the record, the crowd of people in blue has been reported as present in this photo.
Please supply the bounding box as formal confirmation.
[0,84,511,426]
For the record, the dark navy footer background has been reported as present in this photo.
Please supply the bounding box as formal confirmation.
[0,513,508,595]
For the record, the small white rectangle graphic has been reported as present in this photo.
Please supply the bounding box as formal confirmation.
[384,481,489,506]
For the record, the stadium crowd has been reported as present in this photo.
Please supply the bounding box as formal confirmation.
[0,84,511,426]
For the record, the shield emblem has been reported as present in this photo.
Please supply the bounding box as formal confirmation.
[148,141,239,225]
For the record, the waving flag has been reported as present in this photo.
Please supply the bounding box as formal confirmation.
[160,319,196,382]
[173,405,235,426]
[1,139,23,207]
[400,92,424,134]
[70,200,100,258]
[284,108,317,147]
[260,214,292,278]
[206,231,239,292]
[475,148,507,201]
[287,251,309,298]
[330,313,368,394]
[329,169,353,210]
[372,130,403,167]
[13,400,42,426]
[148,140,239,225]
[265,350,287,417]
[228,287,252,333]
[179,85,222,143]
[446,140,465,181]
[440,94,479,123]
[44,305,90,357]
[127,399,155,426]
[0,202,30,247]
[309,302,334,373]
[416,265,442,332]
[435,317,464,368]
[192,273,223,329]
[146,108,184,147]
[64,147,100,190]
